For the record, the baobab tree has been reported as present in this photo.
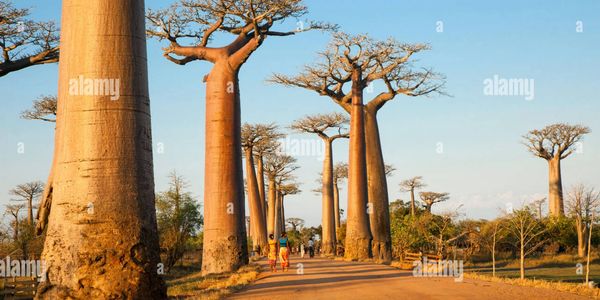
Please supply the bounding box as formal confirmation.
[523,123,590,217]
[400,176,426,216]
[38,0,165,298]
[9,181,43,226]
[291,112,348,255]
[19,95,58,234]
[254,135,283,222]
[566,184,600,257]
[333,162,348,230]
[271,33,444,262]
[264,153,298,240]
[242,123,278,255]
[5,203,24,241]
[146,1,330,273]
[278,182,301,233]
[419,191,449,213]
[21,95,58,122]
[0,0,59,77]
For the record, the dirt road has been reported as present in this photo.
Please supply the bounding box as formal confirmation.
[228,256,589,300]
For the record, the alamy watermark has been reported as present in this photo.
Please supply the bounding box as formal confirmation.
[277,137,325,161]
[483,75,534,101]
[412,257,464,282]
[69,75,121,100]
[0,257,46,280]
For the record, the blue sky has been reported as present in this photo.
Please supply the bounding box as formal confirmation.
[1,0,599,226]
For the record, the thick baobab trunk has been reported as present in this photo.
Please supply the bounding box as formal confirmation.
[548,156,564,217]
[201,61,248,275]
[256,156,267,221]
[364,108,392,263]
[244,148,267,255]
[321,140,336,256]
[333,181,340,230]
[267,177,279,238]
[345,68,372,261]
[409,189,416,217]
[492,234,496,277]
[38,1,166,297]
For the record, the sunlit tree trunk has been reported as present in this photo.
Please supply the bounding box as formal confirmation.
[256,156,267,222]
[321,140,336,256]
[345,68,372,261]
[364,107,391,263]
[333,180,340,230]
[520,239,525,280]
[38,0,165,297]
[548,155,564,217]
[267,177,279,238]
[271,186,282,239]
[202,61,248,275]
[279,192,286,233]
[244,148,267,255]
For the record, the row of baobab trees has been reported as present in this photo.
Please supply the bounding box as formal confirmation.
[2,0,443,297]
[1,0,592,299]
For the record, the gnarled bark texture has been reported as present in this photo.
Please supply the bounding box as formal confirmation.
[321,140,336,256]
[548,156,564,217]
[37,0,166,298]
[364,107,392,263]
[345,69,372,261]
[244,148,267,255]
[202,62,248,275]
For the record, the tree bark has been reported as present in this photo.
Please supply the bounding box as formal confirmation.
[492,233,496,277]
[364,107,392,263]
[321,140,336,256]
[201,61,248,275]
[267,177,280,239]
[280,193,286,233]
[38,0,166,297]
[548,156,564,217]
[256,156,267,223]
[272,188,282,239]
[244,148,267,255]
[344,68,372,261]
[333,181,341,231]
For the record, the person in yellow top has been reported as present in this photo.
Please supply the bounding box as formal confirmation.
[268,234,278,272]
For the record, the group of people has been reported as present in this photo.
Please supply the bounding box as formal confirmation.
[267,234,319,272]
[268,232,290,272]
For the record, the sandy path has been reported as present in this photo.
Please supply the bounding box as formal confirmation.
[228,255,589,300]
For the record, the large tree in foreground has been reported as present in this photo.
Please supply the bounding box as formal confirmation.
[0,1,59,77]
[523,123,590,217]
[291,113,348,255]
[400,176,426,217]
[146,0,330,274]
[271,33,444,262]
[38,0,165,297]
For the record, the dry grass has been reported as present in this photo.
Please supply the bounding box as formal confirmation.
[166,264,261,299]
[465,273,600,299]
